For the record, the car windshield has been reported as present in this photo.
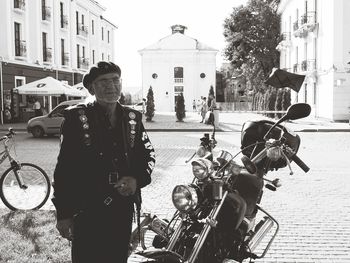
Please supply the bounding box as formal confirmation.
[50,105,69,117]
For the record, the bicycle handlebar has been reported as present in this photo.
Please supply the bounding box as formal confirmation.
[0,128,16,142]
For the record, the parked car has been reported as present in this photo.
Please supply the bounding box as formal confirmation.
[132,101,145,113]
[27,99,83,138]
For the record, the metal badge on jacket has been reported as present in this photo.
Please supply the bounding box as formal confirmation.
[128,112,136,148]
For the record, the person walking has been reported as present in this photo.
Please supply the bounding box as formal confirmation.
[200,97,208,123]
[192,99,196,112]
[52,61,155,263]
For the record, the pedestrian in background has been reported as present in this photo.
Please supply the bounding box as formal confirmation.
[33,98,42,117]
[52,61,155,263]
[192,99,196,111]
[200,97,208,123]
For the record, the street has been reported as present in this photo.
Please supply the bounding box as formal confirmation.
[1,131,350,262]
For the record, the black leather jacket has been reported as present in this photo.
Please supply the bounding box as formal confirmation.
[52,101,155,220]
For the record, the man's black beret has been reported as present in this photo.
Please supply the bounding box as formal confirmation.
[82,61,121,90]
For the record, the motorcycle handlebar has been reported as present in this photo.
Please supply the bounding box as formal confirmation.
[291,154,310,173]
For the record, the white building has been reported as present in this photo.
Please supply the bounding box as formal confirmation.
[139,25,218,112]
[0,0,116,123]
[277,0,350,121]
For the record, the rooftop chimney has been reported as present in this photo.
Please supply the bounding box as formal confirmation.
[171,24,187,34]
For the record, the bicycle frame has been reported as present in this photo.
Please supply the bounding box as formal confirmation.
[0,137,26,189]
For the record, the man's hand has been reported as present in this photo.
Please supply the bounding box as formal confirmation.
[115,176,137,196]
[56,218,74,241]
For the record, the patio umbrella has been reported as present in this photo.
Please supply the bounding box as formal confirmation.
[13,76,85,97]
[265,68,306,92]
[71,82,91,98]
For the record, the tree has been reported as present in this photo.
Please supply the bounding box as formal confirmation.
[119,92,126,105]
[207,85,215,108]
[145,86,155,122]
[275,88,283,119]
[223,0,281,111]
[175,92,186,122]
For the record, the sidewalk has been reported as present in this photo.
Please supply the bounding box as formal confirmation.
[0,111,349,133]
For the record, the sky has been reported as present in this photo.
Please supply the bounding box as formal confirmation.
[96,0,247,93]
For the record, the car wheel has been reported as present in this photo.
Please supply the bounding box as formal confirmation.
[31,126,44,138]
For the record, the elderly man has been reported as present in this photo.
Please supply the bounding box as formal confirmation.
[52,61,155,263]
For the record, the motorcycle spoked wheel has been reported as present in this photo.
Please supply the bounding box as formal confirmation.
[171,224,232,263]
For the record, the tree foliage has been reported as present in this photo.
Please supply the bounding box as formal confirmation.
[207,85,215,108]
[145,86,155,122]
[223,0,281,110]
[175,92,186,121]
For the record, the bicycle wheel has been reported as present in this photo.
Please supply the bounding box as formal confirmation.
[0,163,51,210]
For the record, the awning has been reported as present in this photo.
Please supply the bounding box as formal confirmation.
[13,77,86,97]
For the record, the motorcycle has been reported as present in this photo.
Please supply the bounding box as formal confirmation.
[132,102,311,263]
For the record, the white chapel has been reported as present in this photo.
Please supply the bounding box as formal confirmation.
[139,25,218,112]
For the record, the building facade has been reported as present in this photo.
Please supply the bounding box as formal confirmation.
[139,25,218,112]
[278,0,350,121]
[0,0,116,123]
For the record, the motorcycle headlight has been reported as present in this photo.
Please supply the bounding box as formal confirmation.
[267,146,282,161]
[191,158,213,180]
[172,185,200,213]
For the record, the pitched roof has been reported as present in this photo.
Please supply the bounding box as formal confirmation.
[139,32,217,52]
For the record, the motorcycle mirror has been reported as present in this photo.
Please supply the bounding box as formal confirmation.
[241,156,257,174]
[264,103,311,140]
[284,103,311,121]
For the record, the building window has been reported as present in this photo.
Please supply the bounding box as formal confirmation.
[61,39,65,65]
[174,67,183,83]
[102,27,104,40]
[174,86,184,93]
[76,11,79,35]
[14,0,25,10]
[313,83,316,105]
[92,20,94,35]
[108,54,110,61]
[81,14,84,26]
[41,0,46,20]
[92,50,95,64]
[14,22,21,56]
[107,30,110,43]
[304,83,307,103]
[102,53,104,60]
[77,44,80,68]
[200,73,206,78]
[42,32,47,61]
[60,2,64,27]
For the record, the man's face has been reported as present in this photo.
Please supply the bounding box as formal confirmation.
[91,72,122,104]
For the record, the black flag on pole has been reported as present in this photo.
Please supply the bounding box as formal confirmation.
[265,68,306,92]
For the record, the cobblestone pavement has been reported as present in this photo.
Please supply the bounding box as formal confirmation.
[0,132,349,263]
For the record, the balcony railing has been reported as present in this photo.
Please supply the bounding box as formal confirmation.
[293,11,317,38]
[62,52,70,66]
[43,47,52,62]
[301,59,316,72]
[61,15,68,28]
[174,78,183,83]
[14,0,25,11]
[301,12,316,25]
[77,23,88,37]
[42,6,51,21]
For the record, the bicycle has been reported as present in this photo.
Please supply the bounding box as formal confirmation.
[0,128,51,210]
